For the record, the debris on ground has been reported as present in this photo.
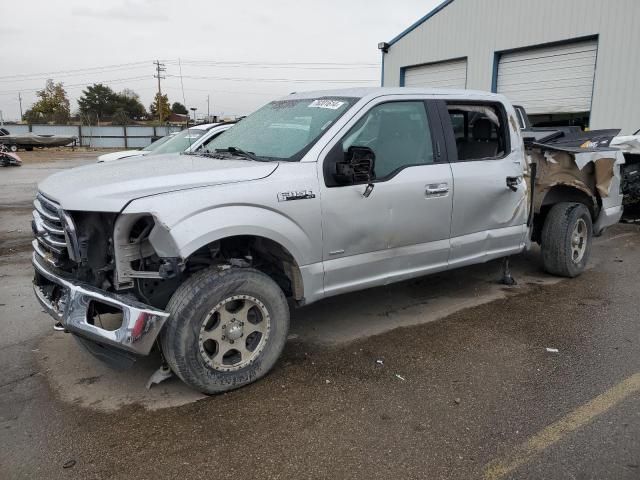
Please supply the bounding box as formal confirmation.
[375,359,384,367]
[146,364,173,389]
[395,374,406,381]
[62,460,76,469]
[546,347,559,353]
[454,397,461,405]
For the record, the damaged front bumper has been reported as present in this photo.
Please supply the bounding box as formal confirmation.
[32,252,169,356]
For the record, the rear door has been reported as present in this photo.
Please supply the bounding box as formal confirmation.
[437,100,528,268]
[319,97,453,297]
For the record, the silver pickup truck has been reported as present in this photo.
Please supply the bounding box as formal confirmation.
[31,88,624,393]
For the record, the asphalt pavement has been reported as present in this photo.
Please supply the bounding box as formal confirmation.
[1,152,639,479]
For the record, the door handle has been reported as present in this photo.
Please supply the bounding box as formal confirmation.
[426,183,449,197]
[506,176,521,192]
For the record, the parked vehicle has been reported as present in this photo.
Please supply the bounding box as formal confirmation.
[611,130,640,209]
[182,122,236,153]
[96,123,235,163]
[96,132,177,163]
[145,123,232,156]
[0,144,22,166]
[31,88,623,394]
[0,130,76,151]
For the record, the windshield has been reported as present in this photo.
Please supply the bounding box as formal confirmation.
[201,97,357,161]
[150,128,209,155]
[141,134,174,152]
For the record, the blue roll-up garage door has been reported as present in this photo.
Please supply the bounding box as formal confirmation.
[497,39,598,115]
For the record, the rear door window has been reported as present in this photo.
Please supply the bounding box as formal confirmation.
[446,103,510,161]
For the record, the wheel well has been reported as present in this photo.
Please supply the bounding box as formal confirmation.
[186,235,304,301]
[533,185,598,243]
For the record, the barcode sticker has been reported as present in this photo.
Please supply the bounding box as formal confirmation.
[308,99,345,110]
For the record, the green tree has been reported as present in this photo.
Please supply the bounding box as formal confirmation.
[23,79,70,124]
[171,102,188,115]
[78,85,146,124]
[115,89,146,120]
[77,83,118,121]
[150,93,171,123]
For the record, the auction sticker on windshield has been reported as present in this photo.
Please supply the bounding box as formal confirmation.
[308,99,345,110]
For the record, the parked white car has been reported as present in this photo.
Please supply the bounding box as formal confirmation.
[96,133,177,163]
[97,123,235,162]
[175,122,235,154]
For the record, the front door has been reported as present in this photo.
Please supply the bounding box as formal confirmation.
[319,99,453,297]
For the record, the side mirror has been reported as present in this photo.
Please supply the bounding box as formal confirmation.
[333,146,375,185]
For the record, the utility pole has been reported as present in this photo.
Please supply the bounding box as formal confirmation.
[207,95,210,122]
[153,60,166,124]
[18,93,23,122]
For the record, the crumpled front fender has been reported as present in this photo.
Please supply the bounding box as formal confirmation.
[154,204,314,266]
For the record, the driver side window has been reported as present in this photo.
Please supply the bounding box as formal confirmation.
[343,101,434,179]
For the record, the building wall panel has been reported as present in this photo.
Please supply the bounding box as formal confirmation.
[383,0,640,133]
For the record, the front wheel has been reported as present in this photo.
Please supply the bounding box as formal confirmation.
[161,268,289,394]
[9,144,18,152]
[541,202,593,277]
[161,267,290,394]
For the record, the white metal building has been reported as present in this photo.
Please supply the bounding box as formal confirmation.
[380,0,640,134]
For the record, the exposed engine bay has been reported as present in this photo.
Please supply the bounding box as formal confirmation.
[41,210,299,312]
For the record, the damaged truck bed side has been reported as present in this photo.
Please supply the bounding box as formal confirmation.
[31,88,624,394]
[527,128,624,246]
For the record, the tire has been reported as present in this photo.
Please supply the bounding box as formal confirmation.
[541,202,592,277]
[9,144,18,152]
[161,267,290,394]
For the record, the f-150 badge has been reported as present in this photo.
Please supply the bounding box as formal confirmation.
[277,190,316,202]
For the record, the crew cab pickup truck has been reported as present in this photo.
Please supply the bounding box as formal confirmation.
[31,88,624,393]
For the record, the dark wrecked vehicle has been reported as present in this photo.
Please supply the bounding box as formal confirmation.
[611,130,640,212]
[31,88,623,394]
[0,145,22,166]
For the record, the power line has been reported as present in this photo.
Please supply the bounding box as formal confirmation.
[0,64,152,85]
[0,60,153,81]
[0,59,378,83]
[166,74,377,83]
[165,61,378,71]
[166,59,378,67]
[0,75,152,96]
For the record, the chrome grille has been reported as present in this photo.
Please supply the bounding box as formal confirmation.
[32,193,70,266]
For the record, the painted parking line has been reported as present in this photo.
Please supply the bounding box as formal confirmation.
[484,372,640,480]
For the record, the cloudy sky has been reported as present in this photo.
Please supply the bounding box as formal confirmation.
[0,0,439,122]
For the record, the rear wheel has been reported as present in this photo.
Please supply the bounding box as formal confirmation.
[541,202,592,277]
[9,144,18,152]
[161,267,289,394]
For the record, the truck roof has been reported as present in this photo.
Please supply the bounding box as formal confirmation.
[285,87,507,102]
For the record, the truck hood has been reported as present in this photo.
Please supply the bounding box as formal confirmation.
[38,153,279,212]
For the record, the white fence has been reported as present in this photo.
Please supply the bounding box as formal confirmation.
[3,124,184,148]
